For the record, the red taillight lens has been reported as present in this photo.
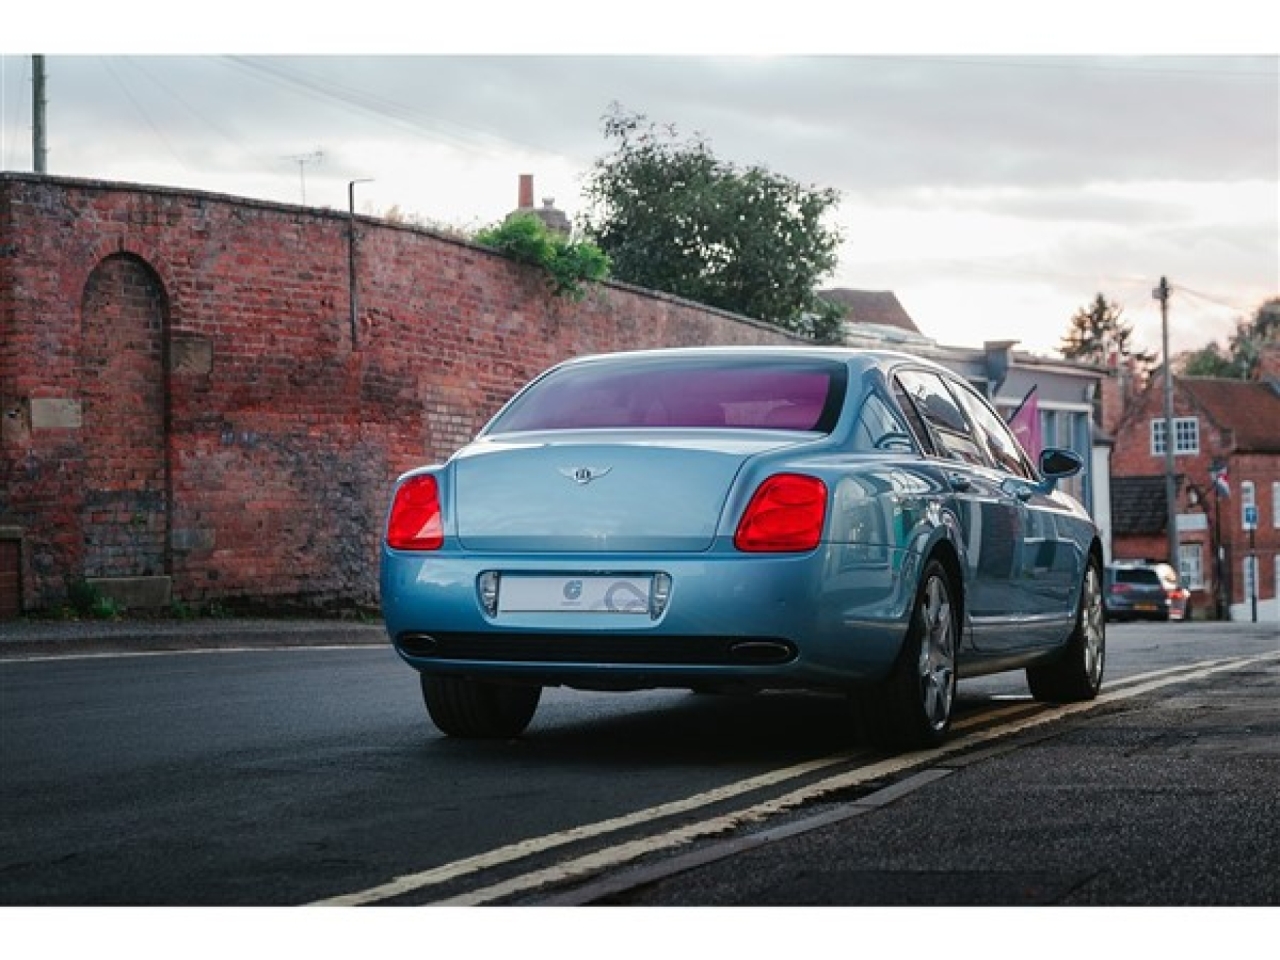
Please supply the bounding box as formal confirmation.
[386,475,444,550]
[734,474,827,553]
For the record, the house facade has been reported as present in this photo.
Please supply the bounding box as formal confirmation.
[1109,344,1280,621]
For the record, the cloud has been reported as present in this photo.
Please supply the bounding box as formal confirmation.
[2,52,1275,357]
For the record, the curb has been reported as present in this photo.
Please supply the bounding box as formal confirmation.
[0,619,388,659]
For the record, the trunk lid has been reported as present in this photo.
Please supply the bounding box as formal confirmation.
[452,432,794,553]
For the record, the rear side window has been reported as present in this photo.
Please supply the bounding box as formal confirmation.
[488,356,848,434]
[894,369,988,466]
[852,393,917,453]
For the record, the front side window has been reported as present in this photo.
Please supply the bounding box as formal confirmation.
[1150,417,1200,456]
[487,356,848,435]
[948,379,1036,480]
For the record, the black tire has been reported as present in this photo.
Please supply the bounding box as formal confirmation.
[1027,556,1105,702]
[856,558,958,750]
[421,674,541,738]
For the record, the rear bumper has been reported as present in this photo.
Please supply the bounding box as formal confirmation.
[380,543,916,690]
[1105,598,1186,621]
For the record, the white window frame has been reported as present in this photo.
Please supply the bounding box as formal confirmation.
[1149,417,1200,456]
[1242,480,1256,531]
[1273,481,1279,529]
[1178,543,1204,590]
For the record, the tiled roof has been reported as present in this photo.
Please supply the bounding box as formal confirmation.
[1111,475,1170,535]
[1180,378,1280,453]
[821,289,921,333]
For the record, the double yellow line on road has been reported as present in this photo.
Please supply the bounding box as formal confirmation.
[311,652,1279,907]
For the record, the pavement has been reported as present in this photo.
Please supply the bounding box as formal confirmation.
[0,616,388,658]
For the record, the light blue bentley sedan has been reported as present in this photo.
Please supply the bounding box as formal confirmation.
[380,347,1105,749]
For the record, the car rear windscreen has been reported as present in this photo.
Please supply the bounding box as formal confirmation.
[488,356,849,434]
[1115,569,1161,585]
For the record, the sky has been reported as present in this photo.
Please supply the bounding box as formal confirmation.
[3,3,1277,361]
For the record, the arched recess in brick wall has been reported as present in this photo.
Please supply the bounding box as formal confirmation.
[79,253,171,579]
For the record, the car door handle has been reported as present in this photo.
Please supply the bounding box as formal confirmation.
[1002,480,1033,502]
[947,473,972,492]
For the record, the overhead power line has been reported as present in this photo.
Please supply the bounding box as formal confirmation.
[220,56,531,160]
[875,55,1279,82]
[1171,284,1253,312]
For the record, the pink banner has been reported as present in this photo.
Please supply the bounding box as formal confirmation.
[1008,386,1042,461]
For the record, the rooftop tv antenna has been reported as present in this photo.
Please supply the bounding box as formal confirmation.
[284,148,325,205]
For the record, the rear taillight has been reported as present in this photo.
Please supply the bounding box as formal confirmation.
[734,474,827,553]
[386,475,444,550]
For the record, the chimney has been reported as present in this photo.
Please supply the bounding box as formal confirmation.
[518,174,534,210]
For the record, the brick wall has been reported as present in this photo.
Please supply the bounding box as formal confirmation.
[1110,376,1280,617]
[0,174,798,614]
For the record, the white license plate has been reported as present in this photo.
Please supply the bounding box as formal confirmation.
[497,575,652,614]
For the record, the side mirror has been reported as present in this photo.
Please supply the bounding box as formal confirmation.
[1039,447,1084,480]
[1024,447,1084,495]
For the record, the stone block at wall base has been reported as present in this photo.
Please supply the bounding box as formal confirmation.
[87,576,172,610]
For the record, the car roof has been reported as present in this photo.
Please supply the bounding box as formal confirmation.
[555,345,942,376]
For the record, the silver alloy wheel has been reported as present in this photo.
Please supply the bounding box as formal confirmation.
[1080,563,1105,687]
[917,572,957,731]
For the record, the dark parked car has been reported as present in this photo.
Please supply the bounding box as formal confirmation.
[381,347,1106,749]
[1104,561,1192,622]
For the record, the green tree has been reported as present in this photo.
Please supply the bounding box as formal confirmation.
[1180,342,1239,377]
[580,106,846,342]
[1229,296,1280,379]
[1059,293,1155,368]
[1179,296,1280,379]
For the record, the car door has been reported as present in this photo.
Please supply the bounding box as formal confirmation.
[893,369,1032,640]
[948,378,1082,646]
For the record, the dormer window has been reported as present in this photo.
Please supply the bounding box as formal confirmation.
[1150,417,1200,456]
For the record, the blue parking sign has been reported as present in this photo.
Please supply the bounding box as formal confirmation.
[1243,505,1257,530]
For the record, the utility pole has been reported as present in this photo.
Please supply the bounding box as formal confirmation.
[32,55,47,173]
[1154,276,1178,571]
[1211,460,1225,620]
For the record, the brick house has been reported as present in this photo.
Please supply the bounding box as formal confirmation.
[1109,343,1280,621]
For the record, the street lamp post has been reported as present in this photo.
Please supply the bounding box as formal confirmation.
[348,179,373,349]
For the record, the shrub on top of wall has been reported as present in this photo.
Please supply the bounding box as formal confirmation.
[474,214,610,301]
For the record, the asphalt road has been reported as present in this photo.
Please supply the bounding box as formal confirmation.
[1,620,1277,911]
